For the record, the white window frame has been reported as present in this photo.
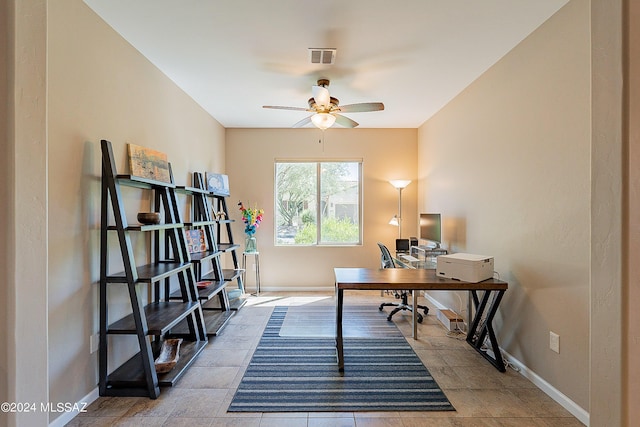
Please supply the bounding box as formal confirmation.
[274,159,363,246]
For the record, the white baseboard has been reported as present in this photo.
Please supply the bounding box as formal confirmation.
[421,291,448,310]
[499,349,589,425]
[423,290,589,425]
[48,387,99,427]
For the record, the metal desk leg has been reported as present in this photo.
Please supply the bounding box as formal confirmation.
[336,287,344,373]
[412,290,418,339]
[466,290,507,372]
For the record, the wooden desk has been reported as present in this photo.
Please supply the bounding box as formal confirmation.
[334,267,508,372]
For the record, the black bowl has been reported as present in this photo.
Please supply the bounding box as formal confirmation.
[137,212,161,225]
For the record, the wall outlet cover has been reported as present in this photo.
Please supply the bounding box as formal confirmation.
[549,331,560,353]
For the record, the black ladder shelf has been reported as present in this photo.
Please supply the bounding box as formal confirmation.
[99,139,207,399]
[170,172,240,336]
[210,190,247,310]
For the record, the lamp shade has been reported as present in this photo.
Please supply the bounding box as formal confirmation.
[388,215,399,226]
[389,179,411,189]
[311,113,336,130]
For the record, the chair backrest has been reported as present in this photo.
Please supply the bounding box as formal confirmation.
[377,242,396,268]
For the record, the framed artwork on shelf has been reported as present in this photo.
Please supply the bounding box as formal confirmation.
[184,229,207,253]
[127,143,171,183]
[205,173,230,196]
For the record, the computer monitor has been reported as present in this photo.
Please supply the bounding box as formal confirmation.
[419,213,441,248]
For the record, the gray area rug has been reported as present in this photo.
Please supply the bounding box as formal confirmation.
[228,306,455,412]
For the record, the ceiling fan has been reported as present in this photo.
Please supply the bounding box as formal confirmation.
[263,79,384,130]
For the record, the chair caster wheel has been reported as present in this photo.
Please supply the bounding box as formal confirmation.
[423,308,429,315]
[387,316,393,322]
[379,306,384,311]
[417,315,424,323]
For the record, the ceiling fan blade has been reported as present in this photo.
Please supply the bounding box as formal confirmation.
[263,105,311,111]
[334,114,359,128]
[337,102,385,113]
[312,85,331,109]
[292,115,313,128]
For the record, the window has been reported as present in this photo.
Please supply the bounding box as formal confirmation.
[275,161,362,246]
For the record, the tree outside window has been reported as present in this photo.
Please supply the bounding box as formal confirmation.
[275,161,362,245]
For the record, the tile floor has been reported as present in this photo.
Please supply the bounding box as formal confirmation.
[66,291,584,426]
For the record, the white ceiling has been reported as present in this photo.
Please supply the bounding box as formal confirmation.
[83,0,568,129]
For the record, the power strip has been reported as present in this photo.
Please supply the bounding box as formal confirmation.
[437,309,465,332]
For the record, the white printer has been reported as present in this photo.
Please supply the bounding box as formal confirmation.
[436,253,494,283]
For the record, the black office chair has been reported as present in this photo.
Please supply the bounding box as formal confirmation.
[377,242,429,323]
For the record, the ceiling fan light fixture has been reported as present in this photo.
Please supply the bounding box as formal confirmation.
[311,113,336,130]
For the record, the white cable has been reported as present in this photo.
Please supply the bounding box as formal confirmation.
[454,292,467,332]
[479,337,520,372]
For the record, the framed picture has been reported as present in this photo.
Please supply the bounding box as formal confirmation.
[184,229,207,253]
[205,173,230,196]
[127,143,172,183]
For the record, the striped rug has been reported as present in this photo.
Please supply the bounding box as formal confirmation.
[228,306,454,412]
[279,304,402,338]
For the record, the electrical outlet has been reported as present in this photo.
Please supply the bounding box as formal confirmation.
[90,333,100,354]
[549,331,560,353]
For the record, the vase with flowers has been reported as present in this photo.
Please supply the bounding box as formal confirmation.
[238,201,264,253]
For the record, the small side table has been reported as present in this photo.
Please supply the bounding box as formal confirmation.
[242,251,261,295]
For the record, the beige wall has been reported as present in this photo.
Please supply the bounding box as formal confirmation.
[226,129,418,289]
[4,1,49,426]
[625,0,640,423]
[3,0,636,425]
[0,0,10,417]
[590,0,625,424]
[418,0,590,413]
[46,0,225,423]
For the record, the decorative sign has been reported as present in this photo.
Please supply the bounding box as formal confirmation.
[127,143,171,183]
[184,229,207,253]
[205,173,230,196]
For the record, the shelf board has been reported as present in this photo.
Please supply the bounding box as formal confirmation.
[169,279,227,302]
[107,301,200,335]
[222,268,243,281]
[106,262,192,284]
[210,192,231,198]
[172,306,235,337]
[104,339,207,393]
[103,352,152,394]
[201,309,235,336]
[175,185,208,195]
[184,220,218,227]
[107,223,184,232]
[156,339,207,386]
[218,243,240,252]
[198,280,228,300]
[228,294,248,311]
[205,288,247,312]
[188,250,221,263]
[115,174,176,189]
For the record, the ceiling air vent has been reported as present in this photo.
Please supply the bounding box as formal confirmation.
[308,48,336,65]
